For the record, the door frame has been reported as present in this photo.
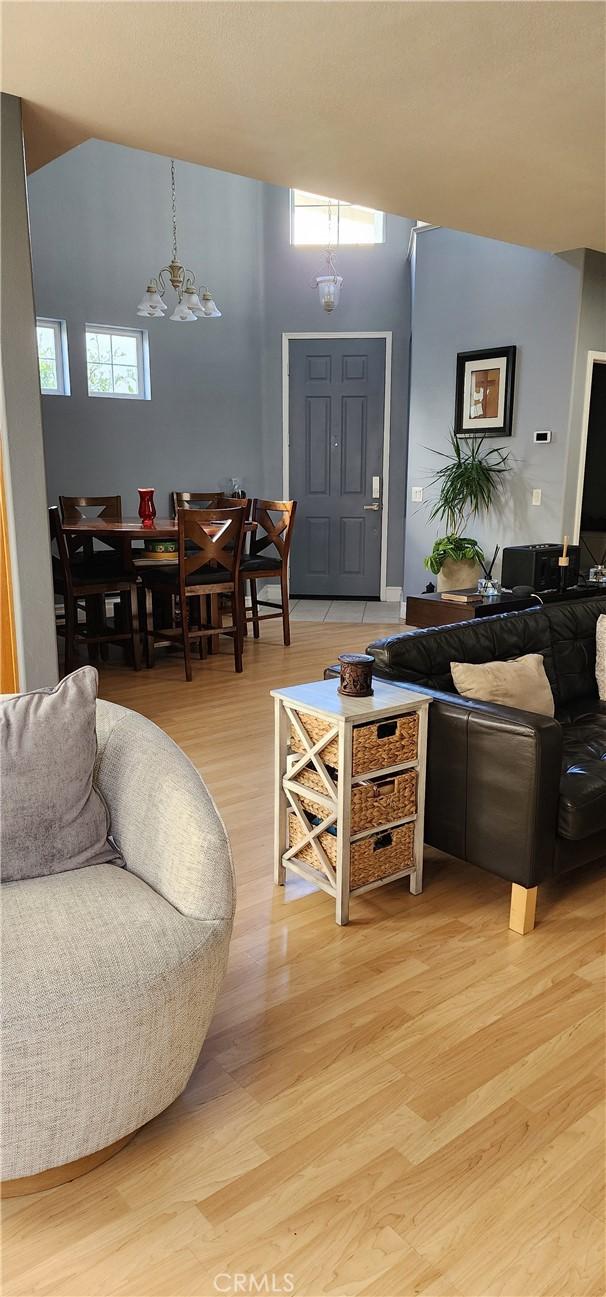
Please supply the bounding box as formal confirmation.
[572,350,606,543]
[282,331,394,601]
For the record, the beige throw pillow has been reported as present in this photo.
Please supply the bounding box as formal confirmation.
[450,653,555,716]
[596,615,606,701]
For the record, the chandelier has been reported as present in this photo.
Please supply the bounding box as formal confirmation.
[137,159,221,323]
[315,199,343,312]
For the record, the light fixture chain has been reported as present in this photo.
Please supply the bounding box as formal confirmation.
[137,155,221,321]
[171,158,178,262]
[327,197,335,251]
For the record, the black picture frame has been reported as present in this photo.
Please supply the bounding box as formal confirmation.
[454,345,516,438]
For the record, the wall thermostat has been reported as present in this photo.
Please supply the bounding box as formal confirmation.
[534,430,552,443]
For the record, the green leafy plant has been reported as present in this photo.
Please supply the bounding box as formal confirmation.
[424,534,485,576]
[423,433,511,573]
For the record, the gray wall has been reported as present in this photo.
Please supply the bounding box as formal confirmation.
[404,228,586,596]
[1,94,58,688]
[260,188,412,588]
[28,140,412,590]
[29,141,266,517]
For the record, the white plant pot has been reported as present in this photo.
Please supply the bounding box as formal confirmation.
[437,558,482,593]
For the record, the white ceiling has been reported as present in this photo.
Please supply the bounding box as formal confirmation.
[2,0,605,252]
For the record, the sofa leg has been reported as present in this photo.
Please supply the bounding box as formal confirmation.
[509,883,538,935]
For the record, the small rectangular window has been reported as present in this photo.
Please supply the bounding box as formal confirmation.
[290,190,385,246]
[36,318,70,395]
[85,325,150,400]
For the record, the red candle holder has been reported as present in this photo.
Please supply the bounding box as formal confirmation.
[138,488,156,529]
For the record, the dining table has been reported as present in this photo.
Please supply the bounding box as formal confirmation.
[60,516,257,539]
[60,516,257,564]
[60,516,258,659]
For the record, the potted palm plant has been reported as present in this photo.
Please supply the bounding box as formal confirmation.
[424,434,511,591]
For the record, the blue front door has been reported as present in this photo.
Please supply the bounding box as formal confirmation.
[289,337,386,598]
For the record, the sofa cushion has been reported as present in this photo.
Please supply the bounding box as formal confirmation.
[547,599,606,706]
[368,596,606,708]
[368,606,553,695]
[596,614,606,701]
[0,666,120,882]
[558,707,606,840]
[450,653,555,716]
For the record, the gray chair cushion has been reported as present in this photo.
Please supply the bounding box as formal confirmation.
[240,555,282,572]
[0,667,120,882]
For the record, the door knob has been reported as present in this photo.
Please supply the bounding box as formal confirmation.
[364,503,380,511]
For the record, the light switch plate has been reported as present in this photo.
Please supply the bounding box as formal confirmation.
[532,488,542,506]
[411,487,423,503]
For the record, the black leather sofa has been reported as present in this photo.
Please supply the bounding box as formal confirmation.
[327,595,606,932]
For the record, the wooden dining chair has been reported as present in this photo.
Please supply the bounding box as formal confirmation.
[141,507,246,681]
[172,492,251,523]
[49,507,141,676]
[60,495,122,523]
[59,494,127,569]
[239,500,297,646]
[59,494,136,656]
[171,491,224,516]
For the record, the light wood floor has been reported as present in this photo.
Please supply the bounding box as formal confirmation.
[3,623,605,1297]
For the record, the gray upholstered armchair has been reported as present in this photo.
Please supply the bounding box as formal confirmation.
[2,700,235,1193]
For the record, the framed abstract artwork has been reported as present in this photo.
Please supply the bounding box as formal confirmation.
[454,345,516,437]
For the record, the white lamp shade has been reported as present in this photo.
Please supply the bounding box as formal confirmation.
[138,305,164,319]
[169,304,197,322]
[137,288,167,313]
[182,289,203,313]
[200,290,221,318]
[316,274,343,312]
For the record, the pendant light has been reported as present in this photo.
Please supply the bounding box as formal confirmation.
[136,159,222,323]
[315,198,343,312]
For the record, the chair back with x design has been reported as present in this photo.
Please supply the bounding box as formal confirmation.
[59,495,122,523]
[172,491,227,517]
[177,507,246,588]
[59,495,123,562]
[249,500,296,568]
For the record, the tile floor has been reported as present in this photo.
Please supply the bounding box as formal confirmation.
[288,599,402,623]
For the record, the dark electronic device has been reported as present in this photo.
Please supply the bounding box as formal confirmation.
[501,543,580,593]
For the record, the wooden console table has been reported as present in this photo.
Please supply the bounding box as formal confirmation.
[272,678,430,924]
[405,585,606,629]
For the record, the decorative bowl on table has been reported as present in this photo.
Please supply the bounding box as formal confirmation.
[143,539,178,560]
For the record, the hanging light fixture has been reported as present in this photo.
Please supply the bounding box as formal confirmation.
[315,197,343,312]
[136,159,222,323]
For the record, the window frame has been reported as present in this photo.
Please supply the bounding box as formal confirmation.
[290,190,385,247]
[85,324,151,401]
[36,317,71,396]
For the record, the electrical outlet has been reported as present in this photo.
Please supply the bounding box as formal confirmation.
[411,487,423,503]
[532,488,542,506]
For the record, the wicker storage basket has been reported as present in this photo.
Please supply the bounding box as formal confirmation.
[289,764,417,832]
[288,814,415,890]
[290,712,418,775]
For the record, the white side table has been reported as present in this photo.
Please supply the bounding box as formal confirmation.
[272,678,430,924]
